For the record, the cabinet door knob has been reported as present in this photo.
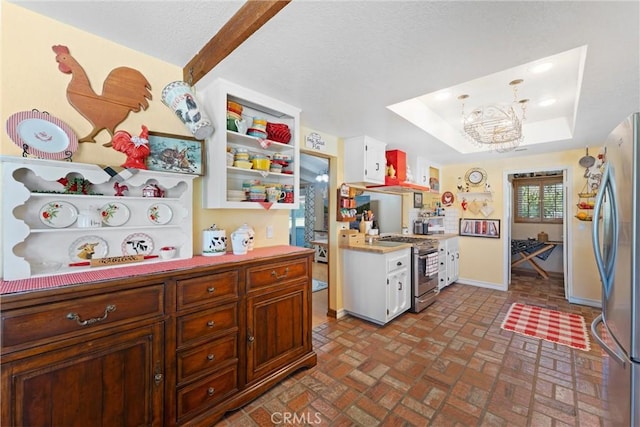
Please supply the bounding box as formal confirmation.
[247,328,255,344]
[207,287,216,293]
[207,353,215,361]
[154,373,163,385]
[207,387,215,396]
[375,162,380,171]
[66,304,116,326]
[206,320,215,327]
[396,261,402,266]
[398,281,403,290]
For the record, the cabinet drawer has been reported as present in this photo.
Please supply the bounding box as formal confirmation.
[177,365,237,419]
[176,270,239,310]
[1,284,164,351]
[247,257,308,291]
[177,334,237,384]
[387,252,410,273]
[177,303,237,347]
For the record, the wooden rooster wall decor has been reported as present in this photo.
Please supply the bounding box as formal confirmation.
[52,45,152,144]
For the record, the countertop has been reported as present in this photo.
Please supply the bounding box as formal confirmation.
[0,245,313,295]
[339,233,459,254]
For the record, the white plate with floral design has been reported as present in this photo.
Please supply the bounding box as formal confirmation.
[147,203,172,225]
[122,233,154,256]
[100,202,130,226]
[38,201,78,228]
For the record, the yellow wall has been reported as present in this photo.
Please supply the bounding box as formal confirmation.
[440,148,601,304]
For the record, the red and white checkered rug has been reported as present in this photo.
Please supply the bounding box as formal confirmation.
[500,303,591,351]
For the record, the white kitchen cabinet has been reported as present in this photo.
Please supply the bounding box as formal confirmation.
[1,156,195,280]
[437,237,460,289]
[198,78,300,209]
[415,157,441,192]
[343,136,387,186]
[342,247,411,325]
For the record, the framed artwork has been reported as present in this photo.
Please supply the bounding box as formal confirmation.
[459,218,500,238]
[413,192,423,209]
[145,131,204,175]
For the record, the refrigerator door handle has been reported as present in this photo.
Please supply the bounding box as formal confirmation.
[591,314,626,367]
[592,164,619,296]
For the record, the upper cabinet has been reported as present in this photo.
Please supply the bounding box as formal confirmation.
[343,136,386,186]
[415,156,440,193]
[198,78,300,209]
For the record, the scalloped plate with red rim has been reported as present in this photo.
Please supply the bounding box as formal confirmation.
[5,110,78,159]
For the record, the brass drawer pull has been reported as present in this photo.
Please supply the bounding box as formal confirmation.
[207,353,215,361]
[207,387,215,396]
[207,287,215,293]
[206,320,215,328]
[66,304,116,326]
[270,267,289,280]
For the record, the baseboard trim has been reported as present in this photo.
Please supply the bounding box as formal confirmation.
[455,278,507,291]
[568,296,602,308]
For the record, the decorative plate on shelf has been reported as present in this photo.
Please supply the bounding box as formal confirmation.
[122,233,154,256]
[39,201,78,228]
[100,202,130,226]
[69,236,109,262]
[5,110,78,160]
[147,203,172,225]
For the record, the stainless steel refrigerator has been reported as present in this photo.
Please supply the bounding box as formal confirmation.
[591,112,639,426]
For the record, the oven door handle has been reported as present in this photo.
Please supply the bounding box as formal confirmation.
[417,253,437,259]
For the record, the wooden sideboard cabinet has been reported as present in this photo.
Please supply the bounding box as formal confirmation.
[0,249,316,427]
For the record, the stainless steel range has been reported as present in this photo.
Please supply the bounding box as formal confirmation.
[378,235,439,312]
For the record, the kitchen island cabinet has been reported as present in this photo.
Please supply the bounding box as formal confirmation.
[0,246,316,427]
[437,236,459,289]
[342,245,411,325]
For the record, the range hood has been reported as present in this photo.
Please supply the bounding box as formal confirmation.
[367,177,430,193]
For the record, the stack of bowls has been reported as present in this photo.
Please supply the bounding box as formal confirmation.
[247,117,268,139]
[248,184,266,202]
[233,148,252,169]
[227,101,243,131]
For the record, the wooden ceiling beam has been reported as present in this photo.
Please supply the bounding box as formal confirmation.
[183,0,291,85]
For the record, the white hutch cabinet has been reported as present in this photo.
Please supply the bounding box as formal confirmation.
[198,78,300,209]
[1,156,195,280]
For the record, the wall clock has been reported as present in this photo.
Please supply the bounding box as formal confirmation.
[464,167,487,187]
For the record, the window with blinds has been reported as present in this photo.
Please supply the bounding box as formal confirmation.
[514,176,563,223]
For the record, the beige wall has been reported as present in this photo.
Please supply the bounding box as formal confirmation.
[441,148,601,305]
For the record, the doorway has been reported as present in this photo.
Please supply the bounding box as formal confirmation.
[291,153,330,327]
[504,168,570,299]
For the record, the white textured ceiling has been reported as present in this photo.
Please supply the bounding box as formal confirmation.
[9,0,640,165]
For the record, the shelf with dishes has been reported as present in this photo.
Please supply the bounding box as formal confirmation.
[200,78,300,209]
[1,156,196,280]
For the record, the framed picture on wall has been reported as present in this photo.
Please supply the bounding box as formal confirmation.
[145,131,204,175]
[459,218,500,238]
[413,192,423,208]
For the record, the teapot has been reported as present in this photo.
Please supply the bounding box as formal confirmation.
[237,223,255,251]
[231,229,250,255]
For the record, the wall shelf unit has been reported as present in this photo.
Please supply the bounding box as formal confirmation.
[1,156,195,280]
[199,78,300,209]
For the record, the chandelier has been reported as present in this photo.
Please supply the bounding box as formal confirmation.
[458,79,529,153]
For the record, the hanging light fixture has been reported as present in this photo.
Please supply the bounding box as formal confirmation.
[458,79,529,153]
[315,170,329,183]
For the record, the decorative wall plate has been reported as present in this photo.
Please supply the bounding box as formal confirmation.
[39,201,78,228]
[69,236,108,262]
[5,110,78,159]
[147,203,172,225]
[100,202,130,226]
[464,167,487,187]
[441,191,455,207]
[122,233,154,256]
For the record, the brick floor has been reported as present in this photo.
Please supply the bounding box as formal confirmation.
[216,275,614,426]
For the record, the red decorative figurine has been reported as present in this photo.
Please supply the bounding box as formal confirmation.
[111,125,150,169]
